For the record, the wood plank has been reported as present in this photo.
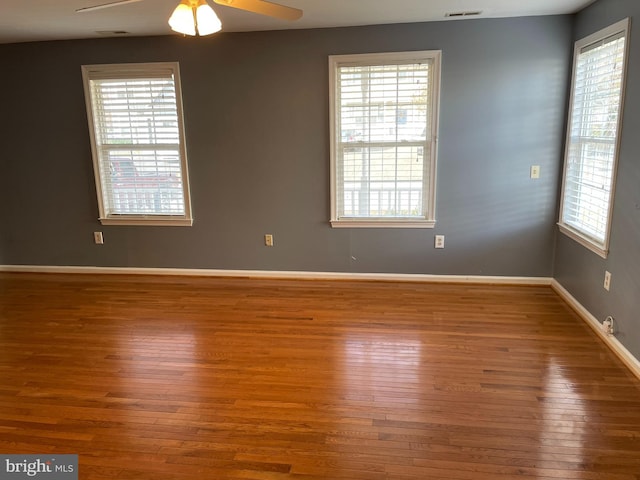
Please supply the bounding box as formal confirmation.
[1,272,640,479]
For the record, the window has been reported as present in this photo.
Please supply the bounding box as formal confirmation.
[329,51,441,228]
[559,19,630,257]
[82,62,192,226]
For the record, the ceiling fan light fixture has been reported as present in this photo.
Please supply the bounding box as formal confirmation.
[196,0,222,35]
[169,0,221,36]
[169,1,196,35]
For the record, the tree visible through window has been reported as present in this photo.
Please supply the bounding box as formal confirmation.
[82,62,193,226]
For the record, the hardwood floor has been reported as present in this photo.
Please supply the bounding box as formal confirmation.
[1,272,640,479]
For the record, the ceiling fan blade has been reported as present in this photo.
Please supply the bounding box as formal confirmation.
[213,0,302,21]
[75,0,144,13]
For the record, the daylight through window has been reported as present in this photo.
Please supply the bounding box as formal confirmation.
[559,19,630,257]
[329,51,441,228]
[82,63,192,226]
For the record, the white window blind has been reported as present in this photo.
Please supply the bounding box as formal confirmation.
[82,63,192,226]
[329,51,441,228]
[559,19,630,257]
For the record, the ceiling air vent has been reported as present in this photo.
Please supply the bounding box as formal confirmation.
[445,11,482,18]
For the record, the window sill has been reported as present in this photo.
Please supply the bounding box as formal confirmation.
[331,219,435,229]
[558,223,608,259]
[99,216,193,227]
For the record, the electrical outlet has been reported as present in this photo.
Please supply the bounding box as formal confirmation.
[93,232,104,244]
[264,234,274,247]
[434,235,445,249]
[602,316,615,335]
[604,271,611,291]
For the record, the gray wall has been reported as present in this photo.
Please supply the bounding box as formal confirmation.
[0,144,6,265]
[0,16,572,275]
[554,0,640,359]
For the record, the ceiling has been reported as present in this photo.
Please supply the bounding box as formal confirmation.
[0,0,596,44]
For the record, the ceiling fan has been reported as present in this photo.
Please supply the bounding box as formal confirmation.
[75,0,303,21]
[213,0,302,20]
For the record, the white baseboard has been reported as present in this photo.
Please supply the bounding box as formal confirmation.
[551,279,640,380]
[0,264,553,285]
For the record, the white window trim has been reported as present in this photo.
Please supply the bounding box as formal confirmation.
[330,219,436,229]
[558,18,631,258]
[329,51,441,229]
[81,62,193,227]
